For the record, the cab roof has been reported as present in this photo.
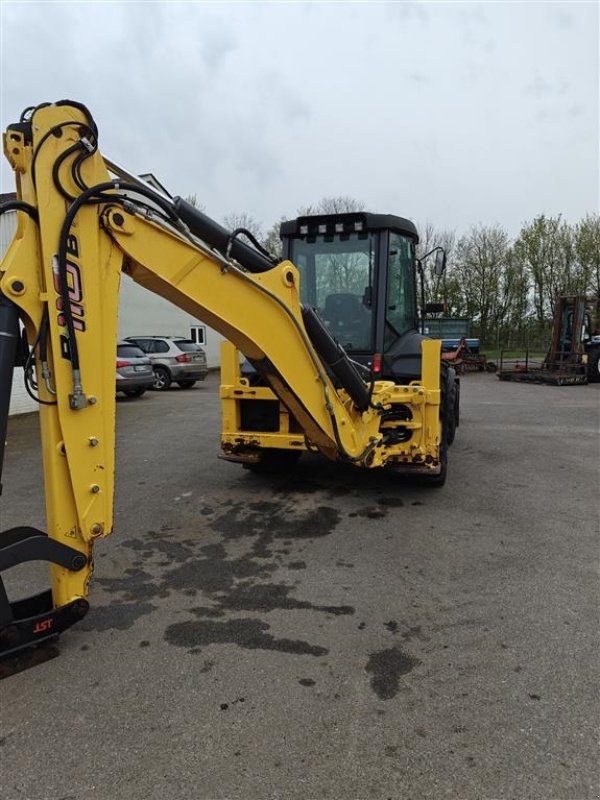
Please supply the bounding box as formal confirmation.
[280,212,419,243]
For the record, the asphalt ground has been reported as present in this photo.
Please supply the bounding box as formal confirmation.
[1,373,598,800]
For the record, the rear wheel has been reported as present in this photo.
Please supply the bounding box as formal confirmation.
[152,366,171,391]
[420,368,452,487]
[443,368,458,447]
[454,381,460,429]
[177,379,196,389]
[124,387,147,398]
[422,438,447,488]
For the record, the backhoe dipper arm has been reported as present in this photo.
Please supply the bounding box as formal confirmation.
[0,101,425,658]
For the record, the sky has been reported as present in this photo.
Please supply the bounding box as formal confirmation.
[0,1,598,238]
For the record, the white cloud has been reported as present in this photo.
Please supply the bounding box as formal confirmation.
[1,1,597,234]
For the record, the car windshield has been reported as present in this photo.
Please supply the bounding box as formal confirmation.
[117,345,145,358]
[175,340,201,352]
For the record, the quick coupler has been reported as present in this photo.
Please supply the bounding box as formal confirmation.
[0,526,89,665]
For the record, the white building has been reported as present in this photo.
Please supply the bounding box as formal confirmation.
[1,177,224,416]
[118,274,224,365]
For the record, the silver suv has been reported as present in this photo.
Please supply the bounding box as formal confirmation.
[125,336,208,391]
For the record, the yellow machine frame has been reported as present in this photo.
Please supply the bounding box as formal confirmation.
[0,101,443,658]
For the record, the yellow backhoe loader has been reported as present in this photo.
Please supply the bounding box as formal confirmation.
[0,100,458,663]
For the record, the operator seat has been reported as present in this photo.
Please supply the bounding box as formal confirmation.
[323,293,365,331]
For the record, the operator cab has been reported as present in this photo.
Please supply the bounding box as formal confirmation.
[280,212,426,382]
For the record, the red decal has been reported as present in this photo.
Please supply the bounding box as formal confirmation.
[53,251,86,342]
[33,618,54,634]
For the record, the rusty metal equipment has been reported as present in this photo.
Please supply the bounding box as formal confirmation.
[498,295,600,386]
[442,337,496,375]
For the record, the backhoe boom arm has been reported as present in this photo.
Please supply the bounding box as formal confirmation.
[0,101,442,661]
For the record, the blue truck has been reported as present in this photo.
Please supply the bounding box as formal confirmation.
[422,317,480,354]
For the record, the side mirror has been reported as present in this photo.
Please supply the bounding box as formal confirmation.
[424,302,445,315]
[434,249,447,276]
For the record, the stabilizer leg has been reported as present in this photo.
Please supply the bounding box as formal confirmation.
[0,295,89,672]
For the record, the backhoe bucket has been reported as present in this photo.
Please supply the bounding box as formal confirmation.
[0,295,89,672]
[0,527,89,673]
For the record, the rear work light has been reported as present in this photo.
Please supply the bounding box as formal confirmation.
[175,353,192,363]
[116,360,131,368]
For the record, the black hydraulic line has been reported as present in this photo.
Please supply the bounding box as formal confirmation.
[173,197,277,274]
[38,307,50,364]
[19,105,37,122]
[54,99,98,138]
[56,180,178,378]
[52,142,84,200]
[0,295,20,496]
[226,227,274,262]
[29,120,96,190]
[301,305,370,412]
[0,201,38,223]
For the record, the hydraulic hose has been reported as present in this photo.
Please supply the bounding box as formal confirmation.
[173,197,276,274]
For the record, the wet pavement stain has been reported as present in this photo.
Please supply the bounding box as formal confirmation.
[365,646,420,700]
[378,496,404,507]
[164,618,328,656]
[190,606,225,618]
[159,542,272,596]
[96,567,158,602]
[79,602,157,632]
[272,476,325,494]
[93,497,349,654]
[205,582,354,616]
[209,501,340,546]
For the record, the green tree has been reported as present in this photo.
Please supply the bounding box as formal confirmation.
[262,217,286,260]
[494,247,531,348]
[414,221,456,308]
[513,215,582,321]
[453,224,511,346]
[574,214,600,297]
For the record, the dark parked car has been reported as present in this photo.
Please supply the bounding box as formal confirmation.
[125,336,209,390]
[116,341,154,397]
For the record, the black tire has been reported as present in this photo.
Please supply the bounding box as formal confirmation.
[177,380,197,389]
[124,387,147,398]
[420,368,451,487]
[424,438,448,488]
[587,346,600,383]
[454,381,460,430]
[151,366,171,391]
[243,449,302,474]
[444,370,458,447]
